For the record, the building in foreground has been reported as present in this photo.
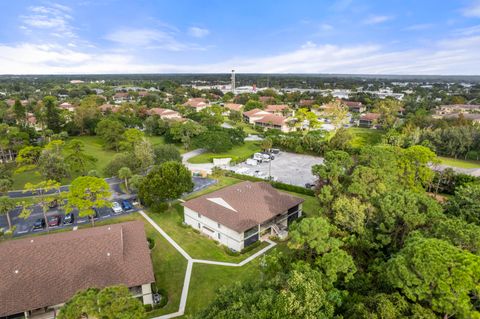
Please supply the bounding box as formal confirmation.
[182,181,304,251]
[0,221,155,319]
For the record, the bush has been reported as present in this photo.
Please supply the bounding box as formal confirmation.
[223,246,240,256]
[147,237,155,250]
[241,240,262,254]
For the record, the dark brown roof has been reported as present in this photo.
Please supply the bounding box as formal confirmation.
[182,181,304,232]
[0,221,155,317]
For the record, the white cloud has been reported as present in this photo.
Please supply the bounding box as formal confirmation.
[362,15,393,25]
[462,0,480,17]
[454,24,480,36]
[319,23,334,31]
[1,35,480,75]
[105,27,206,51]
[20,4,76,38]
[188,27,209,38]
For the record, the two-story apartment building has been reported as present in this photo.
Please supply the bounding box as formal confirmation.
[182,181,304,251]
[0,221,155,319]
[243,108,291,132]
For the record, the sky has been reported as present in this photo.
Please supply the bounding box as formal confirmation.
[0,0,480,75]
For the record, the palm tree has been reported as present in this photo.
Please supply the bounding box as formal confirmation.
[0,196,16,231]
[118,167,132,193]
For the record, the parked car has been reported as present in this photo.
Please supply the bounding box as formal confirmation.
[92,208,100,219]
[305,183,315,189]
[253,153,264,162]
[270,148,280,155]
[121,199,133,211]
[63,213,74,225]
[47,215,62,227]
[32,218,46,230]
[112,202,123,214]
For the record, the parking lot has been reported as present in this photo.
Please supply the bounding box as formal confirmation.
[232,152,324,186]
[1,177,216,237]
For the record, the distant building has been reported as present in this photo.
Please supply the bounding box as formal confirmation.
[223,103,243,113]
[183,181,304,251]
[342,100,366,113]
[59,102,75,112]
[265,104,289,115]
[259,96,275,104]
[243,108,291,132]
[436,113,480,124]
[0,221,155,319]
[99,103,120,113]
[113,92,131,104]
[359,112,381,128]
[435,104,480,115]
[69,80,84,84]
[146,107,183,120]
[299,99,315,107]
[184,98,209,111]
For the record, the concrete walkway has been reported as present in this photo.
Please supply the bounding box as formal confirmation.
[138,210,277,319]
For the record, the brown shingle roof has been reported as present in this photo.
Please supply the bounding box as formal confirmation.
[254,113,286,126]
[243,108,264,117]
[182,181,304,232]
[0,221,155,317]
[342,100,362,107]
[184,98,208,108]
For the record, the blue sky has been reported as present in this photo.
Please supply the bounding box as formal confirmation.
[0,0,480,74]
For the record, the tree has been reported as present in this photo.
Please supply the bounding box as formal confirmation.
[65,176,111,226]
[194,130,233,153]
[197,105,224,127]
[328,128,352,151]
[64,139,97,175]
[446,183,480,225]
[58,285,145,319]
[153,144,181,165]
[95,118,126,151]
[118,167,132,193]
[21,180,62,231]
[15,145,42,173]
[373,99,403,129]
[385,236,480,318]
[129,174,144,192]
[43,96,63,133]
[37,142,69,181]
[134,138,154,173]
[332,195,367,234]
[244,99,264,111]
[398,145,437,190]
[0,196,16,231]
[120,128,145,151]
[13,99,26,126]
[167,121,206,149]
[138,161,193,208]
[104,153,139,177]
[0,178,12,194]
[74,95,101,134]
[260,137,273,151]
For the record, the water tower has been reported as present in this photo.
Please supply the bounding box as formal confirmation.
[231,69,236,94]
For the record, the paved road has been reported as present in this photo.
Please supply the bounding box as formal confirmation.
[182,149,215,173]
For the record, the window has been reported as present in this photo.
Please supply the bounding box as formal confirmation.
[218,233,221,239]
[197,223,201,229]
[197,213,201,218]
[217,223,221,229]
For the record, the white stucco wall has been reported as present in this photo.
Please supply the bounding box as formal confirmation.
[184,207,245,251]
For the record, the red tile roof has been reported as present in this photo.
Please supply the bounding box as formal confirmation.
[254,113,286,126]
[243,108,264,117]
[183,181,304,232]
[224,103,243,112]
[0,221,155,317]
[361,112,381,121]
[184,98,208,108]
[265,104,289,112]
[342,100,362,107]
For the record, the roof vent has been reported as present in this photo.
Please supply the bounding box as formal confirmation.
[207,197,237,212]
[14,270,19,274]
[107,252,111,257]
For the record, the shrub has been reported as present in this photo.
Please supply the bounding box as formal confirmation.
[147,237,155,250]
[241,240,262,254]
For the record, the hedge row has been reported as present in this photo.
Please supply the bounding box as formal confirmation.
[225,171,315,196]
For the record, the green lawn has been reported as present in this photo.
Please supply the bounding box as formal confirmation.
[187,142,261,164]
[438,156,480,169]
[185,260,262,316]
[11,135,178,189]
[348,127,384,148]
[147,205,269,263]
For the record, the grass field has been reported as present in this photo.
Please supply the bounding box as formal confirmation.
[11,135,171,189]
[438,156,480,169]
[348,127,384,148]
[187,142,261,164]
